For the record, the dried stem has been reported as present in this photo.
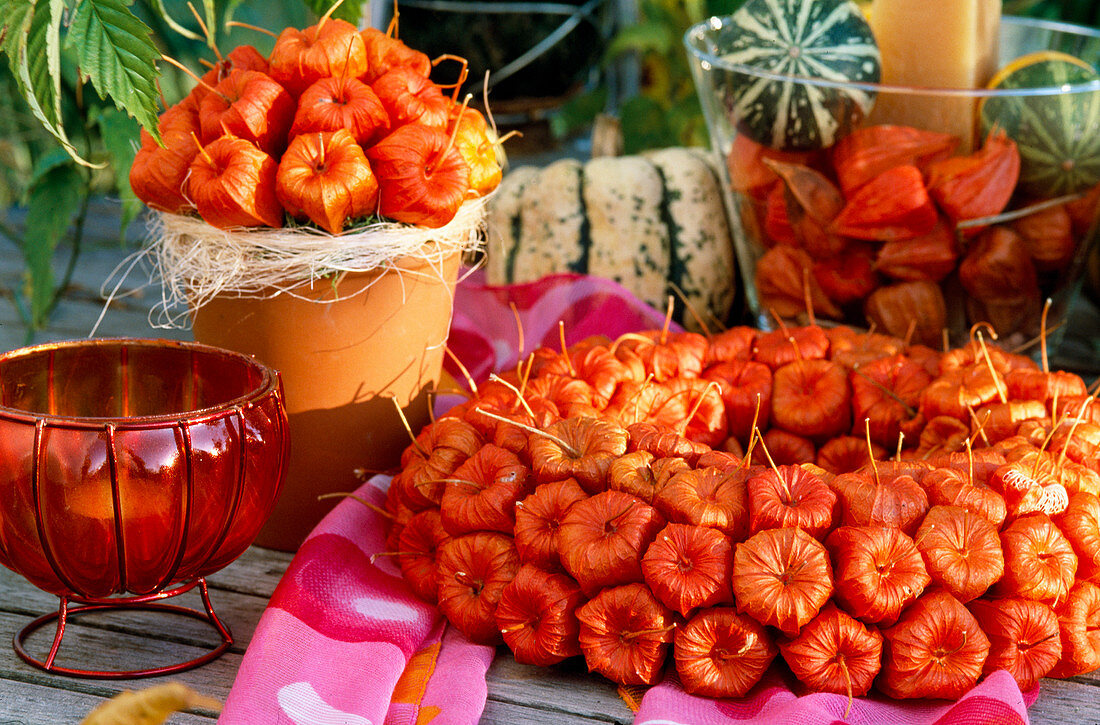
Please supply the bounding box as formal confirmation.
[475,408,579,457]
[224,20,278,38]
[444,346,479,397]
[864,418,879,486]
[391,396,429,459]
[316,491,394,519]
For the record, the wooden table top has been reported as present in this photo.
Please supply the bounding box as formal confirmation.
[4,206,1100,723]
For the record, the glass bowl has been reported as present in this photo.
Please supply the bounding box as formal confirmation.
[0,338,288,676]
[686,14,1100,350]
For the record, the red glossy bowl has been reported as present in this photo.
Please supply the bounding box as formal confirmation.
[0,338,288,600]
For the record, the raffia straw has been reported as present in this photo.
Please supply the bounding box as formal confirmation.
[110,197,489,328]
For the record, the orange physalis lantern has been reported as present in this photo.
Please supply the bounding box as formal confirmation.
[732,527,833,636]
[770,360,852,440]
[968,596,1061,690]
[290,76,391,146]
[557,490,665,595]
[915,505,1004,603]
[188,135,284,229]
[275,129,380,235]
[827,525,930,627]
[778,602,884,698]
[513,478,587,571]
[879,588,991,699]
[576,582,676,686]
[674,607,777,698]
[268,18,368,96]
[999,514,1078,604]
[397,509,450,604]
[436,531,520,646]
[527,417,629,494]
[441,444,532,536]
[654,466,750,541]
[1050,581,1100,678]
[641,523,733,616]
[365,123,471,228]
[198,69,295,156]
[747,464,837,539]
[495,564,584,666]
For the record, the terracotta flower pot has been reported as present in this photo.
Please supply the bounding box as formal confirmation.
[192,251,460,550]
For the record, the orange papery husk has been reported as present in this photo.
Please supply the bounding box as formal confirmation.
[436,531,520,645]
[926,128,1021,232]
[827,525,930,627]
[654,467,750,541]
[732,527,834,636]
[763,182,799,246]
[753,324,831,370]
[129,109,198,214]
[613,330,709,382]
[513,477,587,571]
[864,280,946,348]
[874,218,959,282]
[290,76,390,147]
[906,343,943,379]
[626,421,710,466]
[770,359,852,441]
[831,471,929,536]
[1050,580,1100,677]
[754,246,844,321]
[778,602,884,697]
[752,429,816,467]
[1055,491,1100,583]
[275,129,380,234]
[921,467,1008,530]
[397,509,451,604]
[830,124,959,197]
[747,464,837,539]
[642,523,734,616]
[999,514,1078,604]
[1052,396,1100,429]
[1012,202,1076,272]
[576,582,677,686]
[365,123,470,228]
[188,135,284,229]
[919,369,1003,422]
[937,339,1033,377]
[358,27,432,84]
[450,106,502,198]
[913,415,971,460]
[528,416,629,494]
[605,378,726,448]
[776,176,850,260]
[441,444,531,536]
[915,505,1004,603]
[971,400,1048,445]
[495,564,584,666]
[535,342,641,407]
[198,69,295,156]
[958,226,1040,304]
[371,66,451,130]
[990,460,1070,519]
[830,165,939,241]
[812,248,879,306]
[969,597,1061,689]
[867,458,935,486]
[523,374,598,419]
[1050,422,1100,473]
[879,588,991,699]
[558,490,665,594]
[849,353,930,449]
[727,133,817,200]
[185,44,270,112]
[703,359,773,445]
[398,417,484,510]
[269,18,368,96]
[607,450,666,504]
[825,326,902,370]
[1006,368,1087,406]
[816,436,885,476]
[706,326,757,364]
[675,606,777,698]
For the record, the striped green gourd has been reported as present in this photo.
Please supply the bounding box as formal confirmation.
[979,51,1100,198]
[720,0,881,151]
[485,149,737,331]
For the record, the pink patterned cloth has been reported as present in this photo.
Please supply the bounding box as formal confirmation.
[223,272,1040,724]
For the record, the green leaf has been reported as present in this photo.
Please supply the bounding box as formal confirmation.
[0,0,34,69]
[301,0,364,24]
[26,146,73,191]
[619,95,677,153]
[96,106,142,234]
[604,22,672,62]
[22,161,83,328]
[550,87,608,140]
[68,0,162,141]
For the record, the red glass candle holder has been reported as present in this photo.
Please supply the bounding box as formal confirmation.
[0,338,288,678]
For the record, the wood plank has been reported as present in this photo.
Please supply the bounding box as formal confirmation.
[1031,678,1100,721]
[487,655,633,724]
[482,698,625,725]
[0,678,216,725]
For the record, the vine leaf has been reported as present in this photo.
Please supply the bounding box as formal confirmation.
[303,0,364,25]
[1,0,88,164]
[96,107,142,235]
[22,159,84,329]
[68,0,162,144]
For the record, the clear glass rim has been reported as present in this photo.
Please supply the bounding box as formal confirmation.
[684,14,1100,98]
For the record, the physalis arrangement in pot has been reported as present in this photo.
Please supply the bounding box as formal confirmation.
[128,8,504,550]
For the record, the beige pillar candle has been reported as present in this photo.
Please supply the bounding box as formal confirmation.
[868,0,1001,151]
